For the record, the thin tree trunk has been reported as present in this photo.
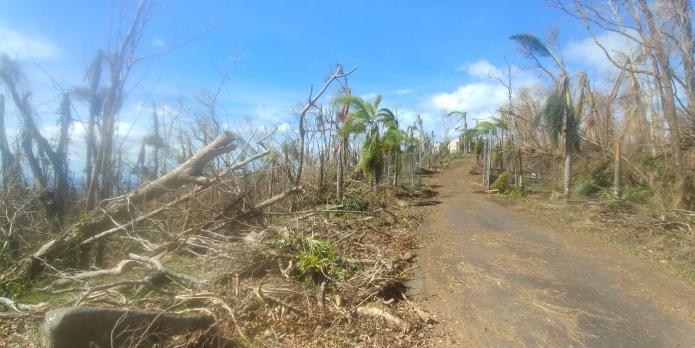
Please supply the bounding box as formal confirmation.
[563,113,573,198]
[336,135,345,202]
[638,0,683,170]
[613,140,622,199]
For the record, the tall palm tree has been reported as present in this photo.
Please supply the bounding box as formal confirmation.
[510,33,591,197]
[333,94,396,189]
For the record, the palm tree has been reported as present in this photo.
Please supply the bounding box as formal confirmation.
[382,120,407,186]
[464,118,508,189]
[510,33,592,198]
[447,111,468,152]
[333,94,396,189]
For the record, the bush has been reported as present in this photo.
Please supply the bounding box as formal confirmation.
[623,186,653,202]
[504,187,525,199]
[491,171,510,192]
[296,236,342,282]
[341,195,369,211]
[574,161,612,197]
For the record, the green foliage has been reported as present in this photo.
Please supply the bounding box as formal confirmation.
[358,133,384,182]
[623,186,653,202]
[334,94,396,185]
[341,195,369,211]
[0,281,25,299]
[538,89,568,146]
[491,171,510,192]
[474,139,484,156]
[296,235,339,282]
[504,186,525,199]
[574,162,612,196]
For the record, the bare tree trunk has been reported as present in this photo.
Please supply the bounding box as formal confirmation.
[0,94,19,188]
[638,0,683,170]
[563,112,574,198]
[336,135,345,201]
[53,93,72,218]
[393,152,399,187]
[613,140,622,199]
[152,106,160,178]
[85,51,102,210]
[675,0,695,120]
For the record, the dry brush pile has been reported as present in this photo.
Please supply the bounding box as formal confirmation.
[0,129,435,347]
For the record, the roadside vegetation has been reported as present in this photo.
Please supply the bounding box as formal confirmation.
[1,0,695,346]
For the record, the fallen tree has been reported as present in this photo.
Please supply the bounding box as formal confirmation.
[1,132,238,286]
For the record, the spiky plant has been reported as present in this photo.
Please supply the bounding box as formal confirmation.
[333,94,396,188]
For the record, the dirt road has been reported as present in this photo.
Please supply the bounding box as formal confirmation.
[412,161,695,347]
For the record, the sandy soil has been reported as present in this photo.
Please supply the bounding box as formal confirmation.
[411,160,695,347]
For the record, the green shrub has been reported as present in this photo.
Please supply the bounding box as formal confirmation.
[575,161,612,197]
[491,171,510,192]
[504,187,525,199]
[296,236,340,282]
[341,195,369,211]
[474,139,484,157]
[623,186,653,202]
[574,176,597,196]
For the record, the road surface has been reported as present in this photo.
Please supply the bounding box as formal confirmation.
[412,161,695,347]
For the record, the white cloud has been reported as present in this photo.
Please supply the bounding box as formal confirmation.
[254,104,287,122]
[360,92,377,100]
[430,82,507,117]
[0,27,60,60]
[457,60,502,79]
[564,30,635,75]
[393,88,413,95]
[277,122,291,133]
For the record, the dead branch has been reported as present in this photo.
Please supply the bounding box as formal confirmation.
[3,132,237,284]
[52,259,141,286]
[129,253,201,289]
[0,297,49,313]
[356,306,409,331]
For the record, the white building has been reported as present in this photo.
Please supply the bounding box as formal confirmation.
[448,138,460,153]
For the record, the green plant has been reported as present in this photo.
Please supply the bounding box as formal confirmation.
[574,162,612,197]
[0,281,24,299]
[295,235,340,282]
[491,171,510,192]
[341,195,369,211]
[504,187,525,199]
[623,186,653,202]
[333,94,397,187]
[511,33,593,197]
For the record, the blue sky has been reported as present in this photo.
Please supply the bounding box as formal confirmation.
[0,0,628,169]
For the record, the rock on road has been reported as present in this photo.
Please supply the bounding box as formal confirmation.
[412,161,695,347]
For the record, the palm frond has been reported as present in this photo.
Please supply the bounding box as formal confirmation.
[490,117,509,130]
[373,94,382,109]
[510,33,566,71]
[539,89,567,146]
[510,34,551,57]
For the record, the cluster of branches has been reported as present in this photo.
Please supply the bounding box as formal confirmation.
[451,0,695,210]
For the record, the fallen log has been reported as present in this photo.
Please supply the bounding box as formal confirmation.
[42,306,216,348]
[2,132,237,285]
